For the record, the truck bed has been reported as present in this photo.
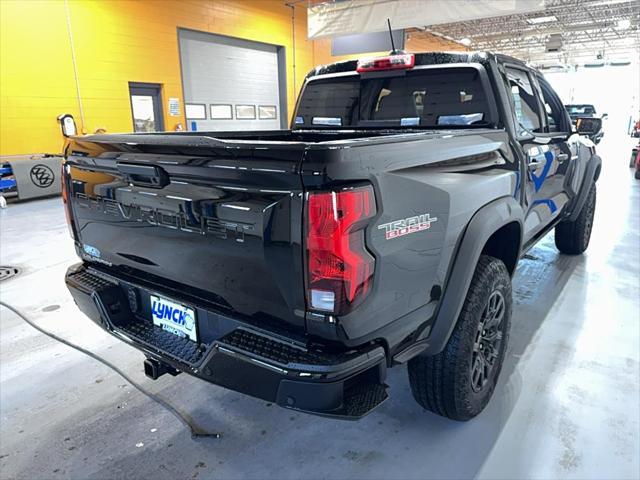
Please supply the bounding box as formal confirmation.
[72,127,495,149]
[65,126,501,336]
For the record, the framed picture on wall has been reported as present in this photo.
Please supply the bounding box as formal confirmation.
[235,105,256,120]
[258,105,277,120]
[210,104,233,119]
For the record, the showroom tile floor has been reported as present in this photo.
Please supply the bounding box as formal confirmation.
[0,133,638,480]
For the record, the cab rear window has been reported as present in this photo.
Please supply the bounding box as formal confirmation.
[295,67,493,128]
[566,105,596,115]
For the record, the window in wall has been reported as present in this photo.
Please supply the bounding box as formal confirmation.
[130,95,156,132]
[258,105,277,120]
[210,104,233,119]
[185,104,206,119]
[505,67,541,133]
[235,105,256,120]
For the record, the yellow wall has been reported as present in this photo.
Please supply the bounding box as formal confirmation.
[0,0,315,156]
[1,0,79,155]
[0,1,468,156]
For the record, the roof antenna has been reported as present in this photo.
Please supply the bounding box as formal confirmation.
[387,18,398,54]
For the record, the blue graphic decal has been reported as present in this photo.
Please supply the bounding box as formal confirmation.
[530,150,554,192]
[83,244,101,258]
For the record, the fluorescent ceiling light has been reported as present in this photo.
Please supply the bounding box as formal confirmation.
[527,15,558,24]
[460,38,472,46]
[589,0,633,6]
[617,19,631,29]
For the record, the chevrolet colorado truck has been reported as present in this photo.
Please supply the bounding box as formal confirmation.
[63,52,601,421]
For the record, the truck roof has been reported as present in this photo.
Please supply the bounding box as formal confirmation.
[306,51,531,79]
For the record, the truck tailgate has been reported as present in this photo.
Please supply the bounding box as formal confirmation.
[65,142,306,330]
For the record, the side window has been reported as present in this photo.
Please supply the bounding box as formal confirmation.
[538,79,567,133]
[505,67,542,133]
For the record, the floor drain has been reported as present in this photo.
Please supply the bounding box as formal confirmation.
[0,266,20,281]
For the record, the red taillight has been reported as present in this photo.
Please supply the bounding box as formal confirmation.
[356,53,415,73]
[61,163,75,238]
[305,185,376,315]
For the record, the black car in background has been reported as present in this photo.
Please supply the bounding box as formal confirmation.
[565,104,606,143]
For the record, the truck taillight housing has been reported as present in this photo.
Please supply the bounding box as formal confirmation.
[61,163,75,239]
[305,185,376,315]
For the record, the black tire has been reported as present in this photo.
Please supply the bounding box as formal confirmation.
[635,169,640,180]
[408,255,512,421]
[555,183,596,255]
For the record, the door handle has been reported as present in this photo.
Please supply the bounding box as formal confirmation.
[557,153,569,162]
[528,161,542,171]
[117,163,169,188]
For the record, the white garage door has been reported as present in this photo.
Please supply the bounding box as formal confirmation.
[178,29,285,132]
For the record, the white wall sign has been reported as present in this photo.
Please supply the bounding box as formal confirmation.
[169,97,180,116]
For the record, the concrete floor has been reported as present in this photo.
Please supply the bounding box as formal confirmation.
[1,133,638,480]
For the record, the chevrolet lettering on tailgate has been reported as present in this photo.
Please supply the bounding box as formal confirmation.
[75,192,253,241]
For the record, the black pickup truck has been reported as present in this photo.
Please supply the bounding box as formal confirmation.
[565,104,606,144]
[63,52,601,421]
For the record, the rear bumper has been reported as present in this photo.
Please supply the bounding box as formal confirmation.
[65,263,388,419]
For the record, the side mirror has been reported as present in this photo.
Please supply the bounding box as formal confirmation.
[576,116,602,136]
[601,113,608,119]
[57,113,77,137]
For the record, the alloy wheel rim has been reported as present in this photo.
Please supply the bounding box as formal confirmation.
[470,290,505,393]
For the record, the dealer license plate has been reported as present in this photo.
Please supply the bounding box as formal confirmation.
[150,294,198,342]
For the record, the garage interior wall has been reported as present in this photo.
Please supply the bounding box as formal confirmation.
[178,29,286,131]
[0,0,466,156]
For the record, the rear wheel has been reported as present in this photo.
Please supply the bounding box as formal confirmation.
[408,255,512,421]
[555,183,596,255]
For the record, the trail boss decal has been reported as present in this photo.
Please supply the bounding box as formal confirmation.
[378,213,438,240]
